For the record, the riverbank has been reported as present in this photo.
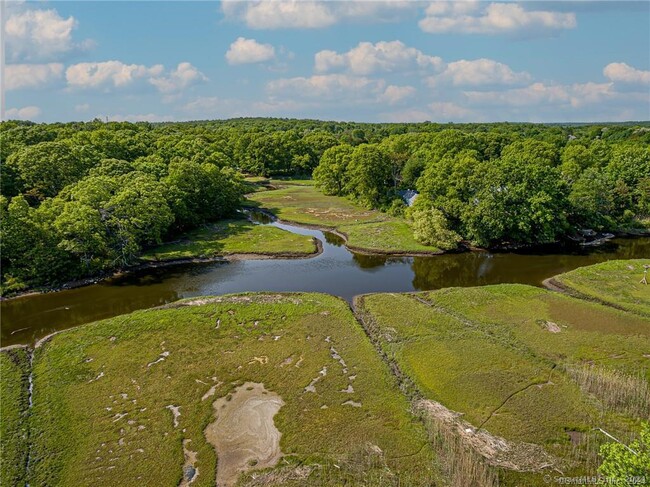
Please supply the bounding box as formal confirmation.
[141,218,319,262]
[248,207,446,257]
[544,259,650,317]
[1,219,322,301]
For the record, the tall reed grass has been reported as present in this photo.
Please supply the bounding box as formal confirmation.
[565,364,650,418]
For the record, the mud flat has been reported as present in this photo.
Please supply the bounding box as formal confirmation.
[206,382,284,487]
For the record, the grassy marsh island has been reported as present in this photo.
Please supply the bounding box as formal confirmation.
[7,293,437,487]
[141,218,319,262]
[548,259,650,317]
[247,180,443,254]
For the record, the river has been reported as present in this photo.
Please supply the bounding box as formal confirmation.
[2,215,649,347]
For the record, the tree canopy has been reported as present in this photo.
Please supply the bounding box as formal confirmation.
[1,118,649,292]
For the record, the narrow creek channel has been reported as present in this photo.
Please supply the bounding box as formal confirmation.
[2,212,649,347]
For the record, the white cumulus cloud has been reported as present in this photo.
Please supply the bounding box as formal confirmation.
[379,85,417,105]
[65,61,205,94]
[5,63,64,90]
[222,0,416,29]
[66,61,162,89]
[603,63,650,84]
[464,82,571,106]
[148,62,208,93]
[463,81,644,109]
[428,101,476,121]
[5,7,93,61]
[428,58,531,87]
[267,73,386,100]
[226,38,276,65]
[419,2,576,36]
[5,106,42,120]
[315,41,442,75]
[223,1,335,29]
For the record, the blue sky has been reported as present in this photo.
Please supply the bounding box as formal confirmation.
[3,0,650,123]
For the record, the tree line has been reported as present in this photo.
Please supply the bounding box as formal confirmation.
[313,128,650,250]
[1,118,649,293]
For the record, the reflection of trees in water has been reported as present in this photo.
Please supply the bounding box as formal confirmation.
[323,231,345,247]
[352,253,390,269]
[611,238,650,259]
[0,280,182,347]
[246,210,274,224]
[411,255,464,290]
[411,253,500,290]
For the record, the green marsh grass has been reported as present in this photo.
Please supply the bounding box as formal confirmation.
[141,219,317,262]
[21,293,439,486]
[246,181,441,253]
[552,259,650,317]
[356,284,650,484]
[0,347,31,487]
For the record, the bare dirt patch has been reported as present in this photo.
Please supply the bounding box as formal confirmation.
[415,399,556,472]
[162,294,303,309]
[540,320,562,333]
[205,382,285,487]
[179,439,199,487]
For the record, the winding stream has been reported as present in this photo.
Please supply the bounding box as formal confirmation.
[2,214,649,347]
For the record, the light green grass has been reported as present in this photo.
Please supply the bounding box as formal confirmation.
[0,347,30,487]
[552,259,650,317]
[269,178,316,186]
[247,183,441,253]
[141,219,317,262]
[247,183,383,227]
[339,221,442,253]
[26,293,438,486]
[356,284,650,482]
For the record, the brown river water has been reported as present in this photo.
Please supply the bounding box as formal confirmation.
[2,217,649,347]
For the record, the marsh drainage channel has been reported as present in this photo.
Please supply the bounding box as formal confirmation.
[2,211,649,347]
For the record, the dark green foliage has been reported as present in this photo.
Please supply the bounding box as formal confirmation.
[462,156,570,247]
[346,144,393,208]
[5,141,90,200]
[164,161,243,230]
[1,118,649,291]
[313,144,353,195]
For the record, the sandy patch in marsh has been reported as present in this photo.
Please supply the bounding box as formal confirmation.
[205,382,284,487]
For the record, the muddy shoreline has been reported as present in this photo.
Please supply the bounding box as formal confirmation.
[3,204,648,303]
[1,239,324,302]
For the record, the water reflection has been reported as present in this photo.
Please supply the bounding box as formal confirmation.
[1,217,648,347]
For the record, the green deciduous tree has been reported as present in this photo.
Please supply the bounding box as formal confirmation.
[5,141,89,200]
[164,160,243,230]
[313,145,354,195]
[345,144,392,208]
[408,199,461,250]
[462,156,570,247]
[1,195,76,289]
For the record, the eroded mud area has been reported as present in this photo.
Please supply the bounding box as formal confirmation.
[205,382,284,487]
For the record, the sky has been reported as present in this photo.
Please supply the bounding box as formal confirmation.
[2,0,650,123]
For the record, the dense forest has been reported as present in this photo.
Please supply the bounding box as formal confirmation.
[1,118,649,293]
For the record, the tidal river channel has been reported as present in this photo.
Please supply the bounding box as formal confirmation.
[2,215,649,346]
